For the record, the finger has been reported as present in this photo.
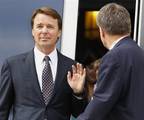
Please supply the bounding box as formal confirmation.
[79,64,83,75]
[67,71,71,81]
[77,63,83,75]
[76,63,79,73]
[72,65,76,74]
[77,63,82,74]
[83,68,86,77]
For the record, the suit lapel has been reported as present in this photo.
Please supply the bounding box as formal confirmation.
[25,50,45,105]
[24,50,72,105]
[52,52,68,98]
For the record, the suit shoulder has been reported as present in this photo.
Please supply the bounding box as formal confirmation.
[57,52,76,64]
[6,50,32,64]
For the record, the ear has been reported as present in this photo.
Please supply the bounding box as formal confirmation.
[58,30,62,38]
[99,27,107,48]
[99,27,105,39]
[32,29,34,37]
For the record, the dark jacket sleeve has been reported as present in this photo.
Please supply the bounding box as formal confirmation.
[71,91,88,117]
[77,52,123,120]
[0,60,14,120]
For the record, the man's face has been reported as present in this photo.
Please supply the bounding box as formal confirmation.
[32,13,61,51]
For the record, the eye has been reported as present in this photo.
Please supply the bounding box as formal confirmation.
[47,25,55,29]
[36,24,43,29]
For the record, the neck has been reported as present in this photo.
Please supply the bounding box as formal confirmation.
[106,34,129,49]
[36,45,55,55]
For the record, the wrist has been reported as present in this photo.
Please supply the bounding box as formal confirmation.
[73,90,85,97]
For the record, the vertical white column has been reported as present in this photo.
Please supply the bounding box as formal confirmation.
[137,0,144,48]
[61,0,79,59]
[133,0,139,41]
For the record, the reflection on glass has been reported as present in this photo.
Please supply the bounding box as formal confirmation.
[85,11,99,40]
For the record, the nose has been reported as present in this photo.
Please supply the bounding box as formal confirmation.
[41,26,48,33]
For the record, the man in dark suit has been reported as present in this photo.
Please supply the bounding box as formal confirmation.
[0,7,87,120]
[68,3,144,120]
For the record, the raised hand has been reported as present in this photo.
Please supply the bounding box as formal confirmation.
[67,63,86,94]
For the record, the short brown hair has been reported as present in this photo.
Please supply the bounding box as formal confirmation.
[31,7,62,30]
[97,3,131,35]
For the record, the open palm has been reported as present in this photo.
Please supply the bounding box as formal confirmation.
[67,63,86,94]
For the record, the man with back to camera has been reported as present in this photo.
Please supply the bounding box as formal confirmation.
[68,3,144,120]
[0,6,87,120]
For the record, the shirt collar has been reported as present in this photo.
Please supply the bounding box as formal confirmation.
[34,46,58,65]
[109,35,129,50]
[48,48,58,66]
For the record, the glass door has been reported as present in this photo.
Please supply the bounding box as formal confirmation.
[75,0,136,65]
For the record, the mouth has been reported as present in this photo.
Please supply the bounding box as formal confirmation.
[40,37,50,41]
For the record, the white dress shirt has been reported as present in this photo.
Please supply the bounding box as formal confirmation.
[34,46,58,90]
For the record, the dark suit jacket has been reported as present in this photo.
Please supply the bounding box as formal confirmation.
[77,37,144,120]
[0,50,87,120]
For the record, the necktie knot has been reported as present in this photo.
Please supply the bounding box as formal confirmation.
[44,56,50,63]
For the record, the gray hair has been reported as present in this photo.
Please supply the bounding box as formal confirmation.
[97,3,131,35]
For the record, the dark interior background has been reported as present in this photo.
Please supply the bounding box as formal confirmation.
[75,0,136,66]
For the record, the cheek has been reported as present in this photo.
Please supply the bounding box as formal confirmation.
[33,33,40,43]
[50,29,61,37]
[32,30,37,37]
[34,32,41,39]
[100,38,105,46]
[50,32,60,39]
